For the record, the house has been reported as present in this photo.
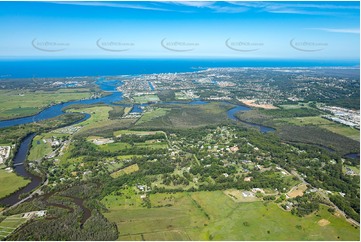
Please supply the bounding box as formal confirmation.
[252,188,265,194]
[242,191,254,197]
[230,146,239,152]
[244,177,252,182]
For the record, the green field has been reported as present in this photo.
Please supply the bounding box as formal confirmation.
[99,142,131,152]
[136,102,233,128]
[133,95,160,104]
[28,136,53,161]
[279,116,360,141]
[113,130,161,137]
[102,190,206,241]
[110,164,139,178]
[0,170,30,199]
[136,108,171,125]
[99,141,167,153]
[0,214,27,240]
[102,190,359,241]
[278,103,314,109]
[0,89,92,120]
[71,106,113,128]
[67,106,136,137]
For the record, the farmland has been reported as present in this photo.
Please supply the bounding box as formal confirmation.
[0,170,30,199]
[0,88,94,120]
[0,67,359,241]
[278,116,360,141]
[136,102,233,128]
[110,164,140,178]
[135,108,170,125]
[28,137,53,161]
[0,214,27,240]
[133,94,160,104]
[102,190,359,241]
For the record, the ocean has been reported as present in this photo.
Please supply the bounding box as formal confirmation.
[0,58,359,78]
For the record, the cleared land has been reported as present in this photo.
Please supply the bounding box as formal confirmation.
[102,190,206,241]
[110,164,139,178]
[279,116,360,141]
[224,189,260,203]
[136,102,233,129]
[0,214,27,240]
[136,108,170,125]
[101,190,359,241]
[67,106,135,137]
[0,170,30,199]
[239,99,278,109]
[287,183,308,198]
[114,130,161,137]
[133,95,160,104]
[0,88,92,120]
[28,136,53,161]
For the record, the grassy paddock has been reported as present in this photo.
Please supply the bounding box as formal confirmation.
[0,214,27,240]
[110,164,139,178]
[278,116,360,141]
[28,135,53,161]
[133,94,160,104]
[101,190,359,241]
[136,108,170,125]
[0,89,92,120]
[0,170,30,199]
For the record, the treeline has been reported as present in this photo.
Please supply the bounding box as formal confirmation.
[260,107,323,118]
[69,138,168,159]
[290,193,321,217]
[7,209,117,241]
[330,194,360,222]
[115,133,165,143]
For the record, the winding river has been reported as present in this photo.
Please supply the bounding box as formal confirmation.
[0,78,274,206]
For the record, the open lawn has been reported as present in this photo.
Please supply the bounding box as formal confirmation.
[0,170,30,199]
[28,135,53,161]
[0,214,27,240]
[101,190,359,241]
[133,95,160,104]
[0,89,92,120]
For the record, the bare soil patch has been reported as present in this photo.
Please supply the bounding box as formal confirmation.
[239,99,278,109]
[318,219,330,226]
[287,184,307,198]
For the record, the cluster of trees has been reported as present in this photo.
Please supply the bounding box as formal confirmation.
[108,106,124,120]
[7,208,117,241]
[290,193,320,217]
[330,194,360,222]
[162,174,189,186]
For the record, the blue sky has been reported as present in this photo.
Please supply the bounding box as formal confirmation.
[0,1,359,60]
